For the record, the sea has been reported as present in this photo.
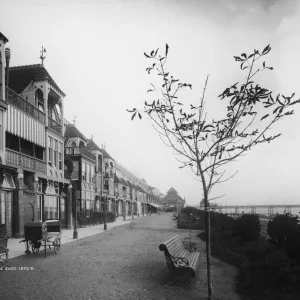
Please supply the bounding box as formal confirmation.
[218,206,300,218]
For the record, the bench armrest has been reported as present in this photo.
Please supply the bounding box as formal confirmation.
[171,255,189,268]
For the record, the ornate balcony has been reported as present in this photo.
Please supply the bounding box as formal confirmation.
[6,148,46,174]
[65,147,96,161]
[5,87,45,123]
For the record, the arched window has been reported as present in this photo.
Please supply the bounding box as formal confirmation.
[35,89,44,112]
[70,141,76,148]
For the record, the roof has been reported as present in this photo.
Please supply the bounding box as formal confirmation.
[102,148,114,161]
[86,139,114,160]
[64,124,88,142]
[162,187,185,204]
[0,32,9,43]
[126,181,133,188]
[114,174,121,184]
[119,177,127,186]
[86,139,101,151]
[8,64,65,96]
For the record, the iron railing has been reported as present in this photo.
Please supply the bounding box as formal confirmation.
[48,117,62,135]
[6,148,46,173]
[5,87,45,123]
[65,147,96,161]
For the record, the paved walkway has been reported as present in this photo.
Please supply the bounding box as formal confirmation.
[7,215,139,259]
[1,213,241,300]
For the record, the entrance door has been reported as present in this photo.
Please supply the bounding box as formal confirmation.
[24,206,34,224]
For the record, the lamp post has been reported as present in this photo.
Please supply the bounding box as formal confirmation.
[101,143,107,231]
[104,196,107,230]
[71,183,78,239]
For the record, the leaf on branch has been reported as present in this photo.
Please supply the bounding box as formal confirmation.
[154,48,159,57]
[131,112,137,120]
[233,56,243,62]
[241,53,247,58]
[262,45,271,55]
[260,114,269,121]
[138,113,142,119]
[150,50,155,57]
[126,108,136,112]
[147,89,154,93]
[144,52,151,58]
[290,99,300,106]
[165,43,169,57]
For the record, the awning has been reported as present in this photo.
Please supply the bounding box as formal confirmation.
[149,203,161,208]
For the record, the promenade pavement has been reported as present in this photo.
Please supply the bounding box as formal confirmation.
[7,215,138,259]
[1,213,241,300]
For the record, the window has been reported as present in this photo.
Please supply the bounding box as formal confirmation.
[60,198,65,220]
[82,162,86,181]
[58,142,63,170]
[86,200,91,217]
[54,140,58,168]
[44,196,59,220]
[54,182,59,194]
[91,165,94,184]
[37,195,42,221]
[35,89,44,112]
[37,179,43,193]
[48,137,53,166]
[0,192,6,225]
[87,164,90,183]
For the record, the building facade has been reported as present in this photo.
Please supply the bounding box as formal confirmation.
[161,187,186,212]
[0,32,72,238]
[0,31,168,238]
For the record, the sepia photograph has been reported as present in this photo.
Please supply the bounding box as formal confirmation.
[1,0,300,299]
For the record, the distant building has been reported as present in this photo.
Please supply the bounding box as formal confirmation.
[161,187,185,211]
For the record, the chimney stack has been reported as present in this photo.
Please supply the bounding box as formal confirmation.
[5,47,11,87]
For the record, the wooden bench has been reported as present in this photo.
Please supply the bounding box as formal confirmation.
[159,235,200,288]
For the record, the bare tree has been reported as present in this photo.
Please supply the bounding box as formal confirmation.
[128,44,299,299]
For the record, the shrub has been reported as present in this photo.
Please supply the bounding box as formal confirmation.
[286,229,300,261]
[267,213,299,248]
[232,214,261,242]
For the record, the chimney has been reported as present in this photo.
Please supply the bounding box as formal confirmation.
[0,32,9,100]
[5,47,10,87]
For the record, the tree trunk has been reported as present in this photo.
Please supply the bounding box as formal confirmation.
[204,198,213,300]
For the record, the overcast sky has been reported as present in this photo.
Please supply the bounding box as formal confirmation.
[1,0,300,206]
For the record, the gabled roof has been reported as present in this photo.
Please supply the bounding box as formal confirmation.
[162,187,185,204]
[87,139,101,151]
[0,32,9,43]
[64,124,88,142]
[102,149,114,161]
[86,139,114,160]
[8,64,65,96]
[114,173,121,184]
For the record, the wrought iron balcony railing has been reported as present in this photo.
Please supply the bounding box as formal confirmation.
[65,147,96,161]
[6,148,46,174]
[5,87,45,123]
[48,117,62,135]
